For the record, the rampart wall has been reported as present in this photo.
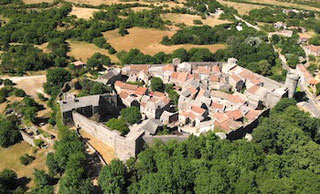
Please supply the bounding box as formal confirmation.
[73,112,144,161]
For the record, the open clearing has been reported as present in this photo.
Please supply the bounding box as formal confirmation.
[69,6,99,20]
[162,13,231,27]
[1,75,47,98]
[0,142,47,188]
[104,27,227,55]
[217,0,264,15]
[80,130,116,164]
[68,40,119,63]
[23,0,53,4]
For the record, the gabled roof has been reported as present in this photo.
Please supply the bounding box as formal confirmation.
[245,109,262,121]
[226,109,243,120]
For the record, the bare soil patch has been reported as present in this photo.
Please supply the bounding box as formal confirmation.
[104,27,227,55]
[1,75,47,98]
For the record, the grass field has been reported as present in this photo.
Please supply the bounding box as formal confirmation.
[23,0,53,4]
[69,6,100,20]
[104,27,227,55]
[162,13,231,27]
[0,142,47,189]
[217,0,264,15]
[67,40,119,63]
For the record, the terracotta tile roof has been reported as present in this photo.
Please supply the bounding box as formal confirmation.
[308,45,320,52]
[135,87,147,95]
[227,95,245,104]
[115,81,138,91]
[197,66,211,74]
[153,91,165,97]
[210,74,220,82]
[239,70,258,81]
[191,105,206,115]
[187,74,194,80]
[246,85,260,94]
[297,64,312,81]
[130,64,150,72]
[119,91,129,99]
[245,109,262,121]
[189,87,198,96]
[211,91,231,99]
[211,102,224,110]
[226,109,243,120]
[212,112,229,123]
[230,75,241,82]
[171,72,178,79]
[308,79,319,85]
[162,64,175,71]
[212,65,221,73]
[177,72,188,82]
[251,79,263,85]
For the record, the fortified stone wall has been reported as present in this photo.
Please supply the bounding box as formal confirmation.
[73,112,143,161]
[20,131,35,147]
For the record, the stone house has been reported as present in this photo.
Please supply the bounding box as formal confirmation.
[160,111,178,125]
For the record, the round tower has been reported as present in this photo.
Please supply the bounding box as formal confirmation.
[285,70,300,98]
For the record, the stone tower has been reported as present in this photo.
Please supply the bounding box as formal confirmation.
[285,70,300,98]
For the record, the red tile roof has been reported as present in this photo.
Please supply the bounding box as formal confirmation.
[226,110,243,120]
[245,110,262,121]
[191,105,206,115]
[135,87,147,95]
[246,85,260,94]
[177,72,188,82]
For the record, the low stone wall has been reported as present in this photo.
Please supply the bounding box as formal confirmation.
[20,131,35,147]
[73,112,144,161]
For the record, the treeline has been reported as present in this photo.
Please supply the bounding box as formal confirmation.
[117,48,218,65]
[97,98,320,193]
[243,7,320,33]
[46,132,93,194]
[0,45,53,74]
[161,23,266,45]
[183,0,237,20]
[0,5,71,46]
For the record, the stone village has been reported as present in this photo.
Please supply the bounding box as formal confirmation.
[58,58,300,161]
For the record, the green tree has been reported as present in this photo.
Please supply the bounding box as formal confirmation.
[120,107,141,125]
[0,169,17,190]
[33,169,50,187]
[44,68,72,96]
[98,159,128,194]
[87,53,111,70]
[150,77,164,92]
[0,117,21,148]
[106,118,129,136]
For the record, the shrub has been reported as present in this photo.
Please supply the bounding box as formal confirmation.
[106,118,129,136]
[193,20,203,25]
[19,154,35,166]
[120,107,141,125]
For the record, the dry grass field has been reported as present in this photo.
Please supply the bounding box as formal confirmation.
[69,6,100,19]
[217,0,264,15]
[0,142,47,188]
[4,75,47,98]
[104,27,227,55]
[23,0,53,4]
[68,40,119,63]
[162,13,231,27]
[248,0,320,11]
[79,130,116,164]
